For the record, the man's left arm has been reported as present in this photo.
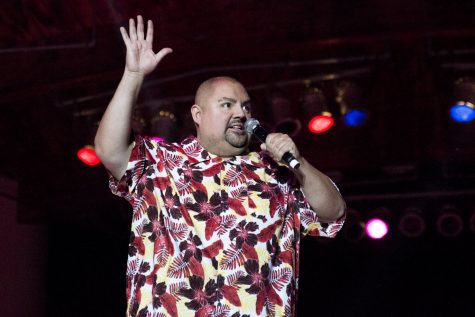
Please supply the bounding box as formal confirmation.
[292,156,346,222]
[262,133,346,222]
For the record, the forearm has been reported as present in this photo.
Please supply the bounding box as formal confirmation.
[94,70,145,177]
[294,156,346,222]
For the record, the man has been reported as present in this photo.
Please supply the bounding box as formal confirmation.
[95,15,346,317]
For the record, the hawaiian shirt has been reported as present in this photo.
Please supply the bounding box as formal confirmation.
[109,135,345,317]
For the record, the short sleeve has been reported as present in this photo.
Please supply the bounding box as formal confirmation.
[296,188,346,238]
[108,135,158,203]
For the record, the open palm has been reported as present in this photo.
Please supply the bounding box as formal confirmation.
[120,15,172,76]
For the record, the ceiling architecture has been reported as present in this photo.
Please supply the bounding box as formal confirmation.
[1,0,474,221]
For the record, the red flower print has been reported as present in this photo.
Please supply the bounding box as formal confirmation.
[163,150,184,170]
[221,190,247,216]
[236,260,269,315]
[162,187,181,219]
[223,165,247,187]
[217,274,242,307]
[248,181,284,218]
[151,282,178,317]
[187,191,222,221]
[229,220,258,248]
[179,233,203,262]
[179,276,219,311]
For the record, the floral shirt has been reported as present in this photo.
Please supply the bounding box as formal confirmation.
[110,135,344,317]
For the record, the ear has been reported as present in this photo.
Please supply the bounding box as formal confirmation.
[191,104,202,125]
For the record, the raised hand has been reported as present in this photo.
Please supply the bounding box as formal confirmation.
[120,15,172,76]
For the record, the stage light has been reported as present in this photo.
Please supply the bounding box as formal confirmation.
[365,218,388,239]
[450,102,475,123]
[77,145,100,166]
[451,77,475,123]
[267,88,302,137]
[301,85,334,134]
[344,109,369,127]
[398,208,425,238]
[308,112,334,133]
[335,81,368,127]
[436,206,463,237]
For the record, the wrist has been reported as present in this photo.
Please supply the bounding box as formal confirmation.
[123,69,146,81]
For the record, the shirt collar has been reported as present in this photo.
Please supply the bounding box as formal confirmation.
[181,135,263,167]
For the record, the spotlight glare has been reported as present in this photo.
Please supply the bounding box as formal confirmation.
[366,218,388,239]
[308,113,334,134]
[77,146,101,166]
[450,102,475,123]
[344,109,368,127]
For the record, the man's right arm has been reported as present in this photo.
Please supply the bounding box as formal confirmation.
[94,71,144,180]
[94,15,172,180]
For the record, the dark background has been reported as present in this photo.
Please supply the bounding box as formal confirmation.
[1,0,475,316]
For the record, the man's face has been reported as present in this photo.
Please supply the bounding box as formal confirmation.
[194,80,252,156]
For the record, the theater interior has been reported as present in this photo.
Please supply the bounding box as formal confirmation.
[0,1,474,316]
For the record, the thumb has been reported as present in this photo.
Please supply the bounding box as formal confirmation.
[155,47,173,62]
[260,143,267,151]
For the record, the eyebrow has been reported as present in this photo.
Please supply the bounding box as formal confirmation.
[218,97,252,107]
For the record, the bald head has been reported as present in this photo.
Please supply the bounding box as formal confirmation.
[190,76,252,157]
[194,76,243,107]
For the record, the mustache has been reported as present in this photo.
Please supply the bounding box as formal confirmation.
[227,119,246,127]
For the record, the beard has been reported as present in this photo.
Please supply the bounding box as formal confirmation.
[225,129,249,149]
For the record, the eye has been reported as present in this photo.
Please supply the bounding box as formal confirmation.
[242,104,251,112]
[221,102,232,108]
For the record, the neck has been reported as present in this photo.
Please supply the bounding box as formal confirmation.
[196,136,247,157]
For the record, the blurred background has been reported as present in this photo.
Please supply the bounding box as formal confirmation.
[1,0,475,316]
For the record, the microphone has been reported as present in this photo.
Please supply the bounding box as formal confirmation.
[245,118,301,169]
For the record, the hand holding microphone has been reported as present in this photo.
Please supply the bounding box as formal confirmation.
[244,118,301,169]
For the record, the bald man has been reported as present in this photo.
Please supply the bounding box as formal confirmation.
[95,16,345,317]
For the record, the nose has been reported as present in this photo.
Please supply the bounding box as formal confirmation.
[233,104,247,119]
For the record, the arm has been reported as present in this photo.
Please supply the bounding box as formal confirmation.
[261,133,346,222]
[94,15,172,180]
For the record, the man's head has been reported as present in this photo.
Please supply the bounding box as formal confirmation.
[191,76,252,157]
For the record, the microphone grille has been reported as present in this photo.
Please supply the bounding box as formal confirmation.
[244,118,260,133]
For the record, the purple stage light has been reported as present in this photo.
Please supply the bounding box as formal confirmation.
[365,218,388,239]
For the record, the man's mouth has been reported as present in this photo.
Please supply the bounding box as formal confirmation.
[228,123,246,134]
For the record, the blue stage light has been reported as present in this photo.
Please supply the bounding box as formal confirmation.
[450,102,475,123]
[344,109,369,127]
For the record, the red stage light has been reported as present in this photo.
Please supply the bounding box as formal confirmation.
[308,113,334,133]
[77,146,101,166]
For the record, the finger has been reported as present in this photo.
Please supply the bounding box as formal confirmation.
[129,18,137,41]
[276,137,292,153]
[260,143,267,151]
[155,47,173,62]
[265,133,275,144]
[265,133,280,147]
[278,140,295,156]
[267,134,292,157]
[146,20,153,45]
[119,27,131,46]
[137,15,145,40]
